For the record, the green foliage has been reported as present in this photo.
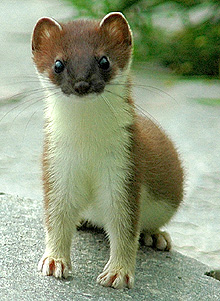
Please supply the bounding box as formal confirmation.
[65,0,220,76]
[192,97,220,106]
[161,20,220,76]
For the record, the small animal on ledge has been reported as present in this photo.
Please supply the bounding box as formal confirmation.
[32,12,184,289]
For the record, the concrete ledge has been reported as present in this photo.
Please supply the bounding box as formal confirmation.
[1,194,220,300]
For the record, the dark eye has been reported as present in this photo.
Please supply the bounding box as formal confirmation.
[54,60,65,74]
[98,56,110,70]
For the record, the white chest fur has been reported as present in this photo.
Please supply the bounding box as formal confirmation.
[43,83,134,226]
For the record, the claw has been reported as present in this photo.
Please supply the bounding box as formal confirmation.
[38,255,71,279]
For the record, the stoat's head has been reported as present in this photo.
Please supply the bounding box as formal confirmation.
[32,12,132,98]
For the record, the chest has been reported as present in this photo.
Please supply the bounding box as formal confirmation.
[44,93,134,198]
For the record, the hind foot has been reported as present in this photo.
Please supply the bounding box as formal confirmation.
[143,231,172,251]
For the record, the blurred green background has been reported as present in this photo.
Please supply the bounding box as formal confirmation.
[65,0,220,77]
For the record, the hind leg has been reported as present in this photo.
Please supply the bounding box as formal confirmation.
[142,230,172,251]
[140,189,177,252]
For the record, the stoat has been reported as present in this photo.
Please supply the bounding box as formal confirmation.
[32,12,184,289]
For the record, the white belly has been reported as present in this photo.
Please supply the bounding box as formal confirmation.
[44,89,134,227]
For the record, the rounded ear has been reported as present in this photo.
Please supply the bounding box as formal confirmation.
[100,12,132,46]
[32,17,62,52]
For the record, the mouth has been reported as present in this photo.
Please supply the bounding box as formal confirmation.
[61,80,105,97]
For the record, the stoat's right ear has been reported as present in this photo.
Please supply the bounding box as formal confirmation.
[100,12,132,47]
[32,17,62,52]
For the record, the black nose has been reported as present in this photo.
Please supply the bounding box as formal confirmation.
[74,81,90,95]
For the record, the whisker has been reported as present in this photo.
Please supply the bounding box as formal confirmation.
[0,96,32,123]
[0,75,51,86]
[133,83,178,104]
[21,109,39,145]
[134,102,161,127]
[1,87,59,127]
[105,89,160,126]
[0,74,51,81]
[108,81,178,104]
[101,94,120,127]
[1,86,56,103]
[47,92,60,121]
[11,97,43,126]
[0,86,58,122]
[10,90,61,128]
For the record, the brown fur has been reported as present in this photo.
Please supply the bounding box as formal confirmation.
[33,13,184,289]
[32,18,132,91]
[133,116,183,205]
[34,12,184,243]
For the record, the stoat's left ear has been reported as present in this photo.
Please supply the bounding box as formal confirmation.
[32,17,62,52]
[100,12,132,46]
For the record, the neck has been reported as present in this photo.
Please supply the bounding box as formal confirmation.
[41,71,134,145]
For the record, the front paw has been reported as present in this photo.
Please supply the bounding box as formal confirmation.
[38,255,71,279]
[97,265,134,289]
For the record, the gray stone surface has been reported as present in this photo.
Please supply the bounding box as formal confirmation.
[1,193,220,300]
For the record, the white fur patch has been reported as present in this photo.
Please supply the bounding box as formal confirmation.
[139,186,177,232]
[38,70,177,281]
[39,71,176,232]
[41,72,134,230]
